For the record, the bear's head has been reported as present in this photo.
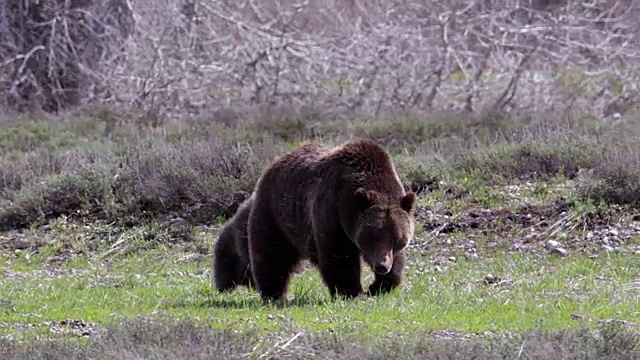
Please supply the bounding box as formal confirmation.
[353,188,416,275]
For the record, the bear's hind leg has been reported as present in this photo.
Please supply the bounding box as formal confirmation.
[249,207,301,303]
[235,241,255,290]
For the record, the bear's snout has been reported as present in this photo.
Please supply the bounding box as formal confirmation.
[372,253,393,275]
[374,262,391,275]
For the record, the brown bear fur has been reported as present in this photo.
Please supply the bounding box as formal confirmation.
[247,138,417,302]
[213,195,305,293]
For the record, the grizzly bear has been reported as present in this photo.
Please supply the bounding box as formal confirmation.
[247,138,417,302]
[213,195,305,293]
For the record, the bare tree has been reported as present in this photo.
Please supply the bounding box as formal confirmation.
[0,0,135,112]
[0,0,637,121]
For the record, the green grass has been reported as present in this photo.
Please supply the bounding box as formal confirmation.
[2,231,638,340]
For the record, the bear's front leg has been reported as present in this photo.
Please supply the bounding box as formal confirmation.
[367,252,405,296]
[316,234,365,300]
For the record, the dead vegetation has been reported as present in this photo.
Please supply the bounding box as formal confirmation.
[0,101,639,233]
[0,318,637,360]
[0,108,637,233]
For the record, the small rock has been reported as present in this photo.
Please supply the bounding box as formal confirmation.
[484,274,497,284]
[571,313,585,321]
[551,247,568,257]
[545,240,560,251]
[448,256,457,262]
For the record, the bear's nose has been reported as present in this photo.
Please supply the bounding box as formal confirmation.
[374,263,391,275]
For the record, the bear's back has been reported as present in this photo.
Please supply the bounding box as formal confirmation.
[321,138,405,196]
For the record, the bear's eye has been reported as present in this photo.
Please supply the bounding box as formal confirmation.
[394,236,408,251]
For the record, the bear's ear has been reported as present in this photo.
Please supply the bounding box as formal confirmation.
[400,192,416,213]
[355,187,376,208]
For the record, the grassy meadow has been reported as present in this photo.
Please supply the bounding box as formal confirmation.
[0,105,638,359]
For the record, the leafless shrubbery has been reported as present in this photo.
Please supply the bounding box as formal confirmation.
[0,131,285,231]
[0,0,135,112]
[1,0,638,120]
